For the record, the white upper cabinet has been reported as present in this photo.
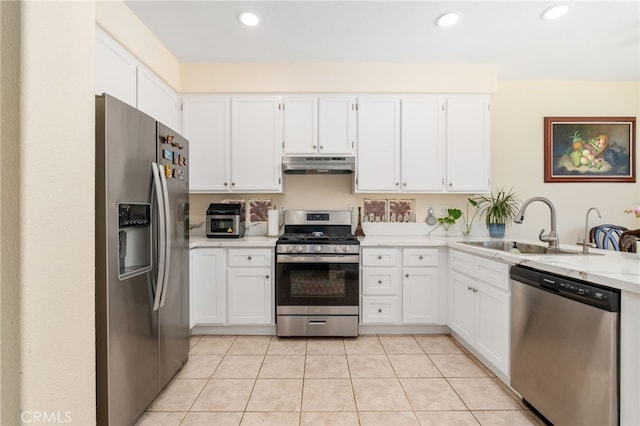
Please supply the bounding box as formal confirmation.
[356,97,402,192]
[283,97,318,155]
[95,28,137,107]
[183,96,283,193]
[318,97,357,155]
[283,96,356,155]
[182,96,230,192]
[137,65,181,132]
[401,97,446,192]
[230,97,283,192]
[446,96,491,192]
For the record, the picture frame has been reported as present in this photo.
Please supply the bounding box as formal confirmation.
[544,117,636,182]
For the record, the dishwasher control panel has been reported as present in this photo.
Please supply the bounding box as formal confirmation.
[511,265,620,312]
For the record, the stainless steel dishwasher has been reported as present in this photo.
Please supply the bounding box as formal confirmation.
[510,265,620,426]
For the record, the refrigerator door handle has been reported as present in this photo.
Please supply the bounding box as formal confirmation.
[151,162,166,311]
[158,163,171,308]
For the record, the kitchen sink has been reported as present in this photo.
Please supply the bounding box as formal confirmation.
[459,240,596,255]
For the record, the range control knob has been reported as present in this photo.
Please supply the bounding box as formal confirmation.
[286,246,293,253]
[295,245,303,253]
[314,245,322,253]
[333,245,341,253]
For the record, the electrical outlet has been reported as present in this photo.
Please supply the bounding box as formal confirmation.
[349,204,356,213]
[280,205,286,214]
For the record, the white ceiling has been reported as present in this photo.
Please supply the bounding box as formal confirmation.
[124,0,640,80]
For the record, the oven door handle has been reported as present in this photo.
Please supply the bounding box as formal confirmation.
[277,255,360,264]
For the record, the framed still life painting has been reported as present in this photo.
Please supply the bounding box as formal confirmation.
[544,117,636,182]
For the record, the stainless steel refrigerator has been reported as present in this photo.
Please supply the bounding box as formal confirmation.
[95,94,189,425]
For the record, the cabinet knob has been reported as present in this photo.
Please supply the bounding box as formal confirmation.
[319,145,323,150]
[265,275,270,279]
[247,256,252,260]
[405,274,409,278]
[403,182,407,187]
[312,145,317,149]
[224,182,228,186]
[377,308,382,313]
[378,280,382,284]
[395,182,399,186]
[377,256,382,260]
[419,255,423,260]
[449,182,453,187]
[231,182,236,186]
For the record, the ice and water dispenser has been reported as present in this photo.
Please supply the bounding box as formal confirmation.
[118,203,152,279]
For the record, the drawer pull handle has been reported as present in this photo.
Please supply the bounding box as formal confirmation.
[309,320,326,326]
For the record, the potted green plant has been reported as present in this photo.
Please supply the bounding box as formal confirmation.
[472,188,520,238]
[437,208,462,231]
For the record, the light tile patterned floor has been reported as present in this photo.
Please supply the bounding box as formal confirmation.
[136,335,543,426]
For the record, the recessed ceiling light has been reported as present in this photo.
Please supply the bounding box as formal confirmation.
[436,12,461,28]
[238,11,260,27]
[541,5,570,20]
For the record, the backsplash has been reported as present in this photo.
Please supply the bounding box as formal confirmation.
[190,174,484,237]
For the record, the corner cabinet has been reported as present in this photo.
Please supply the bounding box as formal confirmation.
[445,96,491,192]
[448,250,510,379]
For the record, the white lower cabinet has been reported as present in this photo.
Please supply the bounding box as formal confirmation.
[361,247,439,325]
[189,247,274,327]
[190,248,225,326]
[449,250,510,378]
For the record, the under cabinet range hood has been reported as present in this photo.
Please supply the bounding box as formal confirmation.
[282,156,355,174]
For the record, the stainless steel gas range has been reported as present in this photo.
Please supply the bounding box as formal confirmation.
[275,210,360,337]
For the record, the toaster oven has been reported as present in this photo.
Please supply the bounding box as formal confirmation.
[205,203,245,238]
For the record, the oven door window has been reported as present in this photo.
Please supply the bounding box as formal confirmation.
[277,261,358,306]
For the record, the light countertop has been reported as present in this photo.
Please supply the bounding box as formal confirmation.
[190,233,640,294]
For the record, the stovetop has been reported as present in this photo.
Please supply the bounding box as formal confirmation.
[278,232,358,244]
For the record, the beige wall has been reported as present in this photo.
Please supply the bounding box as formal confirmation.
[0,2,21,424]
[0,1,96,424]
[96,0,181,91]
[182,62,497,94]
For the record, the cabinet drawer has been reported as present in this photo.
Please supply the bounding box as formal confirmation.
[403,248,438,267]
[362,268,399,295]
[450,249,474,276]
[474,257,509,292]
[361,248,398,266]
[361,296,400,324]
[227,248,272,267]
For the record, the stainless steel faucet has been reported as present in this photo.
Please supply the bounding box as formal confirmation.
[576,207,602,254]
[514,197,559,249]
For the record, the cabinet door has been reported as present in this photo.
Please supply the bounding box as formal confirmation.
[401,98,445,192]
[189,248,225,326]
[137,65,180,132]
[476,281,510,376]
[95,28,137,107]
[182,96,230,192]
[402,267,439,324]
[318,96,356,155]
[449,270,475,345]
[227,267,273,325]
[283,97,317,155]
[446,96,491,192]
[356,97,401,192]
[230,97,282,192]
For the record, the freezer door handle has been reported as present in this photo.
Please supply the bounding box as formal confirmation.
[157,162,171,308]
[151,162,167,311]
